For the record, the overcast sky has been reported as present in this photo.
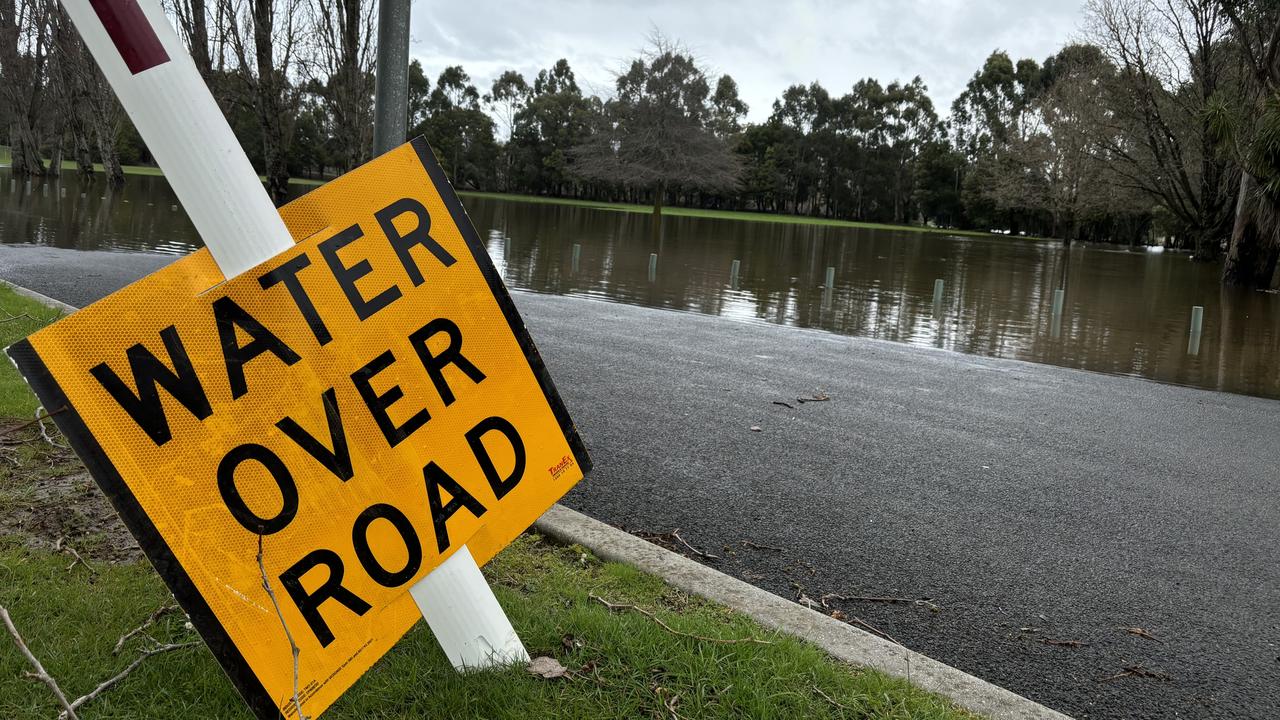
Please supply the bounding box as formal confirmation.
[408,0,1086,122]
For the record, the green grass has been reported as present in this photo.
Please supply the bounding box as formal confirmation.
[0,279,973,720]
[0,536,974,720]
[0,286,64,417]
[0,145,164,178]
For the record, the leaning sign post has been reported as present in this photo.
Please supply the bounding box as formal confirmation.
[7,2,589,718]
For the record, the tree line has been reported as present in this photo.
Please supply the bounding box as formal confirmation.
[1,0,1277,288]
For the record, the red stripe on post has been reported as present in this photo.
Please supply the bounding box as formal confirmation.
[88,0,170,75]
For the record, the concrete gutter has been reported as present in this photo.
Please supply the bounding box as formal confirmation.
[535,504,1073,720]
[5,279,1070,719]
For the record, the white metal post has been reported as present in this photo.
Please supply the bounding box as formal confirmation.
[59,0,525,671]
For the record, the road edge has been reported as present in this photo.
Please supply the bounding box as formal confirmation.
[6,279,1071,720]
[0,279,78,315]
[535,504,1073,720]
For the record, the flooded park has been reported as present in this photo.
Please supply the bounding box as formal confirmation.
[3,168,1278,401]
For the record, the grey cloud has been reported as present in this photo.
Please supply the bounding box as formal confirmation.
[409,0,1083,118]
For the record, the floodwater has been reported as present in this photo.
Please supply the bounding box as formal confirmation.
[3,169,1278,400]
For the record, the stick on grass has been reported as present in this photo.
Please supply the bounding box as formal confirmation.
[60,642,198,719]
[1,605,80,720]
[589,594,771,645]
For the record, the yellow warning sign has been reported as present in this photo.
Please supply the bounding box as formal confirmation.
[7,139,589,719]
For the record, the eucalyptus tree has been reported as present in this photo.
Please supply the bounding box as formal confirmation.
[412,65,496,188]
[709,74,748,137]
[881,77,941,223]
[509,60,594,196]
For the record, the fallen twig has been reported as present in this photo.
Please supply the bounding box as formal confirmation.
[844,609,906,645]
[796,393,830,403]
[670,529,720,561]
[113,604,179,655]
[811,683,849,710]
[60,641,198,719]
[741,540,784,552]
[1099,665,1172,683]
[0,407,66,440]
[771,401,795,409]
[258,535,308,720]
[35,406,69,449]
[1041,638,1087,648]
[651,681,684,720]
[54,537,93,575]
[1,605,80,719]
[589,594,771,645]
[819,592,940,613]
[1118,626,1163,642]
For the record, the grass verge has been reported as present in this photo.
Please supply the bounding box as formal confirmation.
[0,536,975,719]
[0,285,975,720]
[0,286,65,418]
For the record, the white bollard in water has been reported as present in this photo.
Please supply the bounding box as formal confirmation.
[648,252,658,282]
[1188,305,1204,355]
[1051,288,1065,339]
[730,258,740,290]
[571,243,581,273]
[933,278,944,306]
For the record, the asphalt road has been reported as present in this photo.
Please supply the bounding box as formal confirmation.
[2,244,1277,719]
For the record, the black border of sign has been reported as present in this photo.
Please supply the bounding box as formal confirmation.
[4,136,592,720]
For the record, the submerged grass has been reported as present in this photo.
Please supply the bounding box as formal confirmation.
[454,190,1038,240]
[1,144,1034,240]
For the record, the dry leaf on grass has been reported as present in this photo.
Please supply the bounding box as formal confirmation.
[527,656,569,679]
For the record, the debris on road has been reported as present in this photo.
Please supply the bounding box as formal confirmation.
[1041,638,1088,648]
[1119,626,1163,642]
[819,593,941,613]
[1099,665,1172,683]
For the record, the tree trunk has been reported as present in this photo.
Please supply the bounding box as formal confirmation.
[7,123,44,176]
[251,0,291,205]
[1222,172,1280,288]
[72,126,94,177]
[651,180,665,243]
[1192,225,1220,262]
[88,109,124,187]
[187,0,212,80]
[47,130,64,178]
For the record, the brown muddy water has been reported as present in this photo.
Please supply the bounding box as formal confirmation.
[2,169,1277,400]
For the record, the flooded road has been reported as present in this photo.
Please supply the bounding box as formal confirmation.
[3,169,1277,399]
